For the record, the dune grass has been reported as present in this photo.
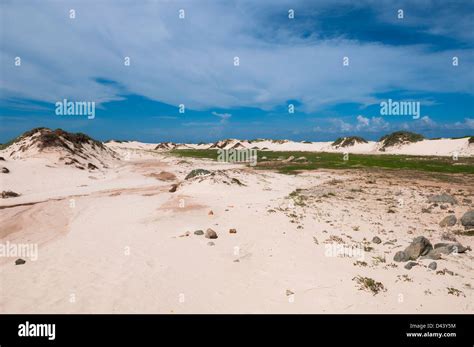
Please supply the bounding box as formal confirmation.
[170,149,474,174]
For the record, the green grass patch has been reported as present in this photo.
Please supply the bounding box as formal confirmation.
[170,149,474,174]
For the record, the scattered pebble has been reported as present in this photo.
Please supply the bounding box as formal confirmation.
[205,228,218,239]
[15,259,26,265]
[404,262,418,270]
[372,236,382,244]
[439,215,457,227]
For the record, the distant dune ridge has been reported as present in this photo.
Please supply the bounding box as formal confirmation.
[147,131,472,157]
[1,129,473,160]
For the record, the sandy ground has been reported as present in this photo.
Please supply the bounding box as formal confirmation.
[0,145,473,313]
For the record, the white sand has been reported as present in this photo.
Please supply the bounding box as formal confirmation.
[0,140,473,313]
[170,137,473,157]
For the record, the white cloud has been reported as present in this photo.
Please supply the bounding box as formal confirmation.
[0,0,473,114]
[328,118,353,132]
[453,118,474,129]
[212,112,232,123]
[355,115,369,130]
[354,115,390,132]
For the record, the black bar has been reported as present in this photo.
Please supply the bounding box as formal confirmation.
[0,314,472,346]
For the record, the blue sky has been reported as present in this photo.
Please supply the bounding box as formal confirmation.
[1,0,473,143]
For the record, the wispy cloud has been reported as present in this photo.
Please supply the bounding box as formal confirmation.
[1,0,473,114]
[212,111,232,123]
[152,116,178,120]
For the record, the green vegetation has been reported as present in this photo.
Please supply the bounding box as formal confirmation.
[453,229,474,236]
[185,168,211,180]
[372,256,386,265]
[170,149,474,174]
[0,128,47,150]
[0,128,104,151]
[353,261,368,267]
[447,287,465,297]
[288,189,308,206]
[379,131,424,151]
[0,138,16,150]
[353,276,386,295]
[332,136,367,147]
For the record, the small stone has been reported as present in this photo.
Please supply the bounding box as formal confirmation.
[428,193,458,205]
[434,242,470,254]
[205,228,218,239]
[404,261,418,270]
[1,167,9,173]
[15,258,26,265]
[428,262,437,270]
[229,228,237,234]
[194,230,204,236]
[394,251,409,262]
[439,215,457,227]
[372,236,382,244]
[208,210,214,216]
[403,236,433,260]
[169,184,178,193]
[460,210,474,229]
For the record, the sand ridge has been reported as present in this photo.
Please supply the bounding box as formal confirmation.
[0,139,473,313]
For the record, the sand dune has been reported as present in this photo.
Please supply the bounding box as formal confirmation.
[0,129,473,313]
[103,132,474,157]
[5,128,119,170]
[158,137,473,157]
